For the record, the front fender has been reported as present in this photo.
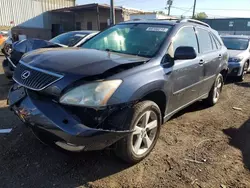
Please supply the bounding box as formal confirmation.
[129,80,167,101]
[107,63,171,105]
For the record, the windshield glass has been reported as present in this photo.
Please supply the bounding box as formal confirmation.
[82,24,172,57]
[50,32,87,47]
[222,37,249,50]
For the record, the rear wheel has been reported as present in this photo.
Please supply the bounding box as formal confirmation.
[115,101,162,164]
[238,62,249,82]
[206,73,223,106]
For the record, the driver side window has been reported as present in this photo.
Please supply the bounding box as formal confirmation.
[168,27,199,58]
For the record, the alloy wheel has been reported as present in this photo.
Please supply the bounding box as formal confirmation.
[131,110,158,156]
[242,63,248,81]
[213,76,223,103]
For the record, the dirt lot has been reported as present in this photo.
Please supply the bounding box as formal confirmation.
[0,55,250,188]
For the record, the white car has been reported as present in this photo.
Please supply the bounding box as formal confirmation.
[49,30,99,47]
[222,35,250,81]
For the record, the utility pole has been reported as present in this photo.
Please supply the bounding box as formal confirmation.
[167,0,173,16]
[110,0,115,25]
[192,0,197,18]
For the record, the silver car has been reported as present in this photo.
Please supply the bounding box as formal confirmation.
[222,35,250,81]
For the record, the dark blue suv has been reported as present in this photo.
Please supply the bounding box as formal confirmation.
[8,19,228,163]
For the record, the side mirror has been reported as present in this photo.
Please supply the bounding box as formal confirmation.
[161,54,174,68]
[174,46,197,60]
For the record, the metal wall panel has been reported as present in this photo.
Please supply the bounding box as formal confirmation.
[203,18,250,35]
[0,0,75,27]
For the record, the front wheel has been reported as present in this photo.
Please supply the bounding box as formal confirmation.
[206,73,224,106]
[115,101,162,164]
[238,62,249,82]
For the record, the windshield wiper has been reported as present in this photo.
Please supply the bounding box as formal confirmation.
[104,48,121,53]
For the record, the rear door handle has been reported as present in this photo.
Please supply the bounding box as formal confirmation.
[199,59,205,65]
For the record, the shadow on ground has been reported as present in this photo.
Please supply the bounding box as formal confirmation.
[0,105,131,188]
[171,101,209,120]
[234,82,250,88]
[0,73,13,100]
[223,119,250,170]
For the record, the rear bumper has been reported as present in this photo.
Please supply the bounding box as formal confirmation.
[8,85,131,151]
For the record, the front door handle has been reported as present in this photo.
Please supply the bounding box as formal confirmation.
[199,59,205,65]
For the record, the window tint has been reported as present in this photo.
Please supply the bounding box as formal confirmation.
[196,28,213,53]
[209,33,217,49]
[169,27,198,57]
[213,34,222,48]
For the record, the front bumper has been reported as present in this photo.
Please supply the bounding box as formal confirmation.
[227,62,242,77]
[2,58,14,78]
[8,85,131,151]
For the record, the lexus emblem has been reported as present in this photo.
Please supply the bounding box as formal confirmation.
[21,70,31,80]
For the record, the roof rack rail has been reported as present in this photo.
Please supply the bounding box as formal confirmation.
[177,19,210,28]
[129,18,179,21]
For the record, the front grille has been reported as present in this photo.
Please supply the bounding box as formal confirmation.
[13,62,63,91]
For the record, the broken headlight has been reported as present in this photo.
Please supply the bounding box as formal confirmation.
[59,80,122,107]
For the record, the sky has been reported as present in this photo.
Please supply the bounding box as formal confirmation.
[76,0,250,18]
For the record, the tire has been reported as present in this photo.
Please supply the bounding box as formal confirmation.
[114,101,162,164]
[238,62,249,82]
[206,73,224,106]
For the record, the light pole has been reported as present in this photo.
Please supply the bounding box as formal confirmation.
[167,0,173,16]
[110,0,115,25]
[192,0,197,18]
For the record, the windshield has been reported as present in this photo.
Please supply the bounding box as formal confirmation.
[82,23,172,57]
[222,37,249,50]
[50,32,87,47]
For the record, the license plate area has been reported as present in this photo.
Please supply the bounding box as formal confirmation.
[8,86,26,106]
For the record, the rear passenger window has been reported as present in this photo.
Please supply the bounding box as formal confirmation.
[168,27,198,57]
[212,34,222,49]
[209,33,217,49]
[196,28,213,53]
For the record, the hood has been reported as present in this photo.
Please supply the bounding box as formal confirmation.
[227,49,246,58]
[21,48,150,76]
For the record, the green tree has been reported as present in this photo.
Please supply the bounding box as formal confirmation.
[194,12,208,19]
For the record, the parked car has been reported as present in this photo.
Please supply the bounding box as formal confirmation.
[8,19,228,163]
[221,35,250,81]
[0,31,8,55]
[2,30,98,78]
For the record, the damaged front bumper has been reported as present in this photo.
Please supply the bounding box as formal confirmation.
[8,85,132,151]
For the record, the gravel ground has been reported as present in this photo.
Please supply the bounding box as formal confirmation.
[0,55,250,188]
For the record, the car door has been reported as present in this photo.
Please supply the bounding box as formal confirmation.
[166,26,204,114]
[195,27,222,95]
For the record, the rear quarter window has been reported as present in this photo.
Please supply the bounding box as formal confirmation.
[196,28,213,53]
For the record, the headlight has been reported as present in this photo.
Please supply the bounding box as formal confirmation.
[229,57,243,62]
[60,80,122,107]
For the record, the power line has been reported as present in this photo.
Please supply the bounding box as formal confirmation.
[181,6,193,17]
[172,6,250,11]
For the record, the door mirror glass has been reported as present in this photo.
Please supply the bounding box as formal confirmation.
[174,46,197,60]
